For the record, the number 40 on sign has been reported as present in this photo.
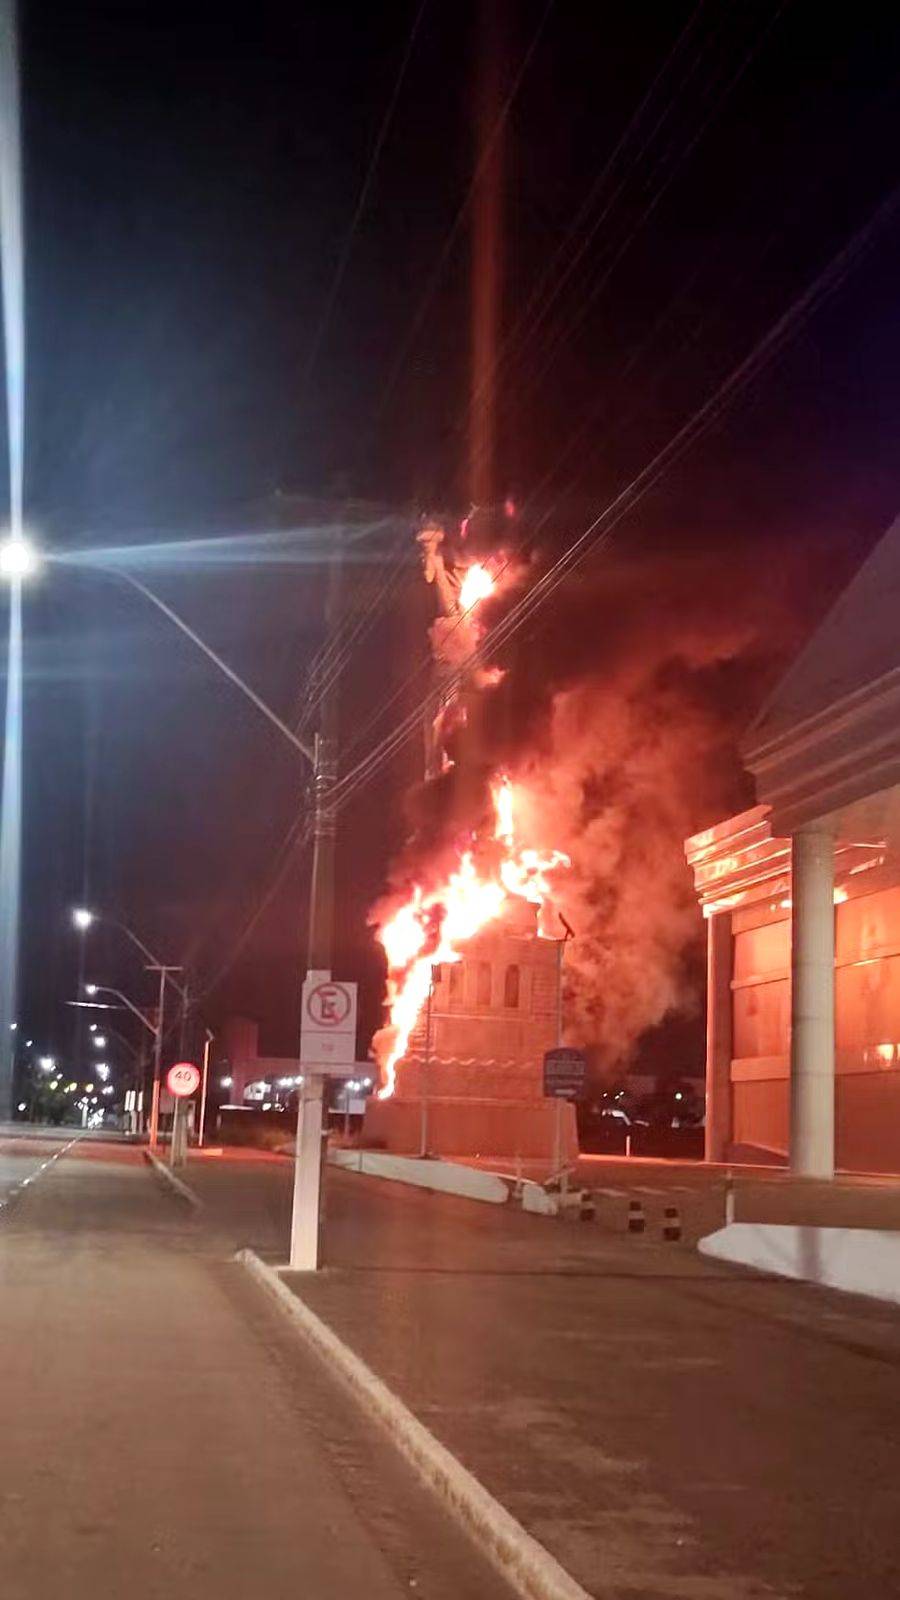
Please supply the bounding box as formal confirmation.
[167,1062,200,1098]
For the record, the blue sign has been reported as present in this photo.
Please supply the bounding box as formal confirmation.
[543,1047,587,1101]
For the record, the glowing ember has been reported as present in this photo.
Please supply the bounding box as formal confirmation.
[372,776,569,1097]
[458,561,495,613]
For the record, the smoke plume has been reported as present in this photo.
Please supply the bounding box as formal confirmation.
[481,546,797,1076]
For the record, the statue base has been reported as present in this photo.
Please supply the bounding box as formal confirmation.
[362,1094,578,1163]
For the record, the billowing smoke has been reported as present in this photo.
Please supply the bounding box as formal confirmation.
[509,624,756,1072]
[478,544,798,1076]
[370,522,805,1084]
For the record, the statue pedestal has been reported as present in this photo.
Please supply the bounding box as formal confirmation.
[362,1094,578,1163]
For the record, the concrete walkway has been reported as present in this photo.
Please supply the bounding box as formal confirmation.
[0,1141,511,1600]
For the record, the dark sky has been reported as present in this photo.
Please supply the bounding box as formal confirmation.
[6,0,900,1075]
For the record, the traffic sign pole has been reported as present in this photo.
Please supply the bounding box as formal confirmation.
[290,1075,325,1269]
[290,531,344,1272]
[165,1062,200,1170]
[290,974,358,1271]
[543,1047,587,1186]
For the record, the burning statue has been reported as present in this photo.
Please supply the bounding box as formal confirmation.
[363,517,576,1160]
[415,517,506,779]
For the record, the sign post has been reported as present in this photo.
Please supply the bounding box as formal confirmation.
[166,1061,200,1168]
[290,973,358,1270]
[543,1047,587,1183]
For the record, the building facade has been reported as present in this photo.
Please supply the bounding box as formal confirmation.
[685,513,900,1175]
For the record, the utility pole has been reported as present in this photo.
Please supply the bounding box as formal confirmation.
[290,522,342,1271]
[146,963,183,1151]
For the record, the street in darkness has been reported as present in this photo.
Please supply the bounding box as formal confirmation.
[2,2,900,1596]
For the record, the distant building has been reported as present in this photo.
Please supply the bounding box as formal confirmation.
[685,513,900,1175]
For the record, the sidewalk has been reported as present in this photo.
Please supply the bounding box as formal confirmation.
[0,1141,511,1600]
[185,1151,900,1600]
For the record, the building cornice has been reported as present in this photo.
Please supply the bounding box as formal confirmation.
[743,666,900,835]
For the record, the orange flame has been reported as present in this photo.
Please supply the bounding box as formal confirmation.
[458,561,495,613]
[372,776,569,1097]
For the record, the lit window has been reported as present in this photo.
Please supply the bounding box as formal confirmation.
[476,961,492,1006]
[504,964,520,1008]
[449,962,464,1000]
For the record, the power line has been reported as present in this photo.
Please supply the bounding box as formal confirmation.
[465,0,713,426]
[330,176,900,814]
[195,816,314,1002]
[369,0,557,429]
[469,0,788,490]
[301,0,431,390]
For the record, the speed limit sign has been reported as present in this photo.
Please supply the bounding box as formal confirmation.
[166,1061,201,1098]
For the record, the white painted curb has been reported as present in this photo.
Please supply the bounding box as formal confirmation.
[0,1133,83,1215]
[328,1147,509,1204]
[143,1149,203,1210]
[699,1221,900,1306]
[238,1249,591,1600]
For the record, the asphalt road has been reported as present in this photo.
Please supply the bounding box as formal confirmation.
[185,1149,900,1599]
[0,1139,514,1600]
[0,1126,80,1210]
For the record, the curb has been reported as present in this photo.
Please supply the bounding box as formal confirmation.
[238,1249,592,1600]
[328,1148,509,1204]
[143,1149,203,1210]
[699,1220,900,1306]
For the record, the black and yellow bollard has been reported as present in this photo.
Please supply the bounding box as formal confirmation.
[579,1189,595,1221]
[627,1197,645,1234]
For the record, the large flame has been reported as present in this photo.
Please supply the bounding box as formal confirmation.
[458,561,495,613]
[372,776,569,1097]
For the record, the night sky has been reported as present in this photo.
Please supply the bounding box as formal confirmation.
[7,0,900,1076]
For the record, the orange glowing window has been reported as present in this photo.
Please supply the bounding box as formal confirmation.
[504,964,520,1008]
[449,962,464,1000]
[476,961,492,1006]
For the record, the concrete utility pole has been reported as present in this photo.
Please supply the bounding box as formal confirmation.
[146,963,183,1151]
[290,528,343,1271]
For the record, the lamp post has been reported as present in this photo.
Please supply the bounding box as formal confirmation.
[0,534,37,1120]
[198,1028,214,1148]
[72,911,186,1150]
[13,537,340,1249]
[78,981,169,1140]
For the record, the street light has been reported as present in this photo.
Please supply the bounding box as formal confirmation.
[71,906,187,999]
[38,1055,54,1072]
[0,535,39,580]
[92,1034,107,1049]
[72,911,187,1150]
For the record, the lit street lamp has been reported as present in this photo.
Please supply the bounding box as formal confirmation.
[75,980,173,1148]
[72,912,186,1148]
[71,905,186,991]
[0,535,39,581]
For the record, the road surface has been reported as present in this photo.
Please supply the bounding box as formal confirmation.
[0,1137,513,1600]
[0,1126,80,1211]
[186,1147,900,1599]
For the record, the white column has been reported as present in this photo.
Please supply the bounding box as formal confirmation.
[289,1075,324,1269]
[790,829,835,1178]
[705,911,733,1163]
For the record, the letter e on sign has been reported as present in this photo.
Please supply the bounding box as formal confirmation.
[306,982,351,1028]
